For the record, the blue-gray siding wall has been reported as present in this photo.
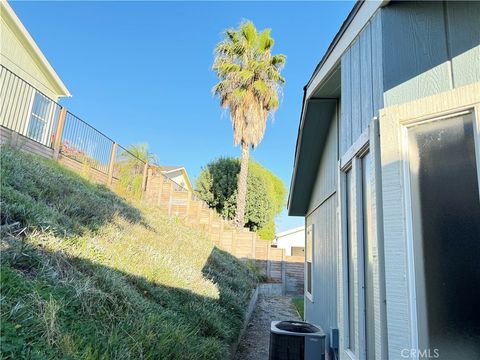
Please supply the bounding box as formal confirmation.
[339,1,480,157]
[382,1,480,107]
[340,12,384,156]
[305,113,338,357]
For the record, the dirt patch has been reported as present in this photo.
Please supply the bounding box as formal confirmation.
[235,295,301,360]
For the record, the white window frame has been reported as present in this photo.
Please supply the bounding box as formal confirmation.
[339,130,369,360]
[24,90,54,145]
[378,82,480,359]
[400,107,480,353]
[305,223,314,302]
[338,119,387,360]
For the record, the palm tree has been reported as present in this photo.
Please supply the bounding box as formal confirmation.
[124,143,158,164]
[212,21,286,227]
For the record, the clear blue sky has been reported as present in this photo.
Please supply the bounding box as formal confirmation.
[11,1,353,232]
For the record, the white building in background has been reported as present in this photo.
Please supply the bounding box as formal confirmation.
[274,226,305,256]
[0,0,71,147]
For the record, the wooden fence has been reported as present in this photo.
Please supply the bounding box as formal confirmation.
[1,126,304,294]
[143,169,304,293]
[0,64,304,294]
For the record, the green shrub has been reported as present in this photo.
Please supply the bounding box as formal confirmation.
[195,157,286,239]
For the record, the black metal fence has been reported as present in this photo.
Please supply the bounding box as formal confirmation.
[0,66,62,147]
[0,64,194,196]
[61,111,114,174]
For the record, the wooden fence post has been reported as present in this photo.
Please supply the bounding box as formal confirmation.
[231,230,237,256]
[157,176,165,206]
[267,243,271,278]
[251,233,257,259]
[141,162,149,193]
[10,132,19,148]
[208,210,213,235]
[167,182,173,215]
[185,191,192,218]
[53,107,67,160]
[107,142,117,187]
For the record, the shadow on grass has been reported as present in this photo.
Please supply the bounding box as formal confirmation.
[0,146,143,236]
[1,240,257,360]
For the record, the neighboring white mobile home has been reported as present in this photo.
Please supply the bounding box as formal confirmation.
[158,166,193,192]
[288,1,479,360]
[274,226,305,256]
[0,0,70,147]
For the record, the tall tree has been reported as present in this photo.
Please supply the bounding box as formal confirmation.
[212,21,286,227]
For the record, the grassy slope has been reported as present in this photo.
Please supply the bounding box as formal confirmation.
[0,147,257,360]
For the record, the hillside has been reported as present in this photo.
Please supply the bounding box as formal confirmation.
[0,147,258,359]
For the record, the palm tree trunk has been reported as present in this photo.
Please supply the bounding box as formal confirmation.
[235,141,249,227]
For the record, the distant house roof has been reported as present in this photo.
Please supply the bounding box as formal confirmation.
[276,226,305,239]
[1,0,71,97]
[156,165,193,192]
[159,166,184,172]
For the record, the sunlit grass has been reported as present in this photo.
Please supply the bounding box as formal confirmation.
[292,296,304,320]
[0,146,258,359]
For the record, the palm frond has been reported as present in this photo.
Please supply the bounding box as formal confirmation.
[241,21,257,45]
[258,29,274,51]
[212,20,286,148]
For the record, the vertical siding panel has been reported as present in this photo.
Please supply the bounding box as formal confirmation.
[305,114,338,354]
[341,50,352,156]
[360,25,373,131]
[371,13,384,116]
[0,67,8,126]
[445,1,480,88]
[1,71,12,128]
[382,1,451,106]
[8,75,23,131]
[16,81,30,133]
[306,195,337,352]
[308,115,338,212]
[350,40,362,141]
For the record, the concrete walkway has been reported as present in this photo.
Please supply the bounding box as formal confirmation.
[235,296,301,360]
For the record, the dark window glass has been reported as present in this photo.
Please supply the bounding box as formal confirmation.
[408,113,480,359]
[362,152,376,360]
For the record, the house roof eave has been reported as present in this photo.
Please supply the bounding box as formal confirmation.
[305,0,388,99]
[1,0,71,97]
